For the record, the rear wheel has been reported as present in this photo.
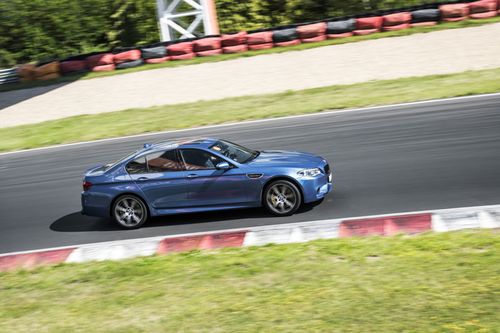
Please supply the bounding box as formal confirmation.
[112,195,148,229]
[263,180,302,216]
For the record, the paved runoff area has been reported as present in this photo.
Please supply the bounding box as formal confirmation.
[1,23,500,127]
[1,204,499,271]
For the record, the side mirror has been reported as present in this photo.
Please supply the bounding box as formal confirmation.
[216,161,231,170]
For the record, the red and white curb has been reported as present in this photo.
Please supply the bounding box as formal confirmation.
[1,204,499,271]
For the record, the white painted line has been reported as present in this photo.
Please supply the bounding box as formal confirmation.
[1,203,499,258]
[66,238,162,263]
[1,92,499,157]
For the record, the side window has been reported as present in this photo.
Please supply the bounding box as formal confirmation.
[180,149,224,170]
[126,156,147,174]
[147,149,184,172]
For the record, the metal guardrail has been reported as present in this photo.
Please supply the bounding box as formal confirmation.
[0,67,19,85]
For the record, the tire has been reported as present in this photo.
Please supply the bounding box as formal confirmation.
[263,180,302,216]
[112,195,148,229]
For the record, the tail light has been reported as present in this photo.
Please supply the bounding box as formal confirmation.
[83,181,93,191]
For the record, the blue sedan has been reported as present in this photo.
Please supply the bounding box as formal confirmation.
[81,138,333,229]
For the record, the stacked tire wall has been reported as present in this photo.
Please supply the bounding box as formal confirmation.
[4,0,498,85]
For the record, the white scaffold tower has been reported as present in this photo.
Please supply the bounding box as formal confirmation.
[156,0,220,42]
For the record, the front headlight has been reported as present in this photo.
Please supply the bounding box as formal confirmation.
[297,168,322,177]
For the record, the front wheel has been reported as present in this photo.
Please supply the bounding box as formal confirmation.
[112,195,148,229]
[263,180,302,216]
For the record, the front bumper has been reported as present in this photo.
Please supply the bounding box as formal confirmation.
[299,171,333,203]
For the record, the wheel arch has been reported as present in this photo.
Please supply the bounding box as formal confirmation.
[109,192,151,218]
[261,176,304,205]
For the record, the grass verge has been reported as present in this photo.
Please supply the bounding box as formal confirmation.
[0,230,498,332]
[1,67,500,153]
[1,17,500,93]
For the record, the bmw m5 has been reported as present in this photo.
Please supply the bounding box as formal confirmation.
[81,138,333,229]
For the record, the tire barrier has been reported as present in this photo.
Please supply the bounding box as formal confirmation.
[34,61,60,80]
[86,53,114,68]
[90,64,116,72]
[222,44,249,54]
[439,3,469,22]
[0,67,19,85]
[113,49,141,64]
[167,42,195,60]
[383,12,412,31]
[221,31,248,53]
[4,0,499,85]
[354,16,383,35]
[17,64,37,82]
[144,56,170,64]
[326,19,356,39]
[193,37,222,52]
[297,22,327,42]
[37,72,60,80]
[196,49,223,57]
[411,9,441,27]
[272,28,301,47]
[3,205,499,271]
[60,60,87,74]
[469,0,497,19]
[246,31,274,50]
[221,31,247,47]
[193,37,222,57]
[115,59,144,70]
[140,46,167,60]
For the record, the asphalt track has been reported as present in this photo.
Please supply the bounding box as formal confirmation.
[1,94,500,254]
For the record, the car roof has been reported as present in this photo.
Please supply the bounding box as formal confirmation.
[144,137,218,152]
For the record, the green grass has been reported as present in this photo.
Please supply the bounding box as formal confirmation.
[2,67,500,153]
[0,230,498,333]
[2,16,500,93]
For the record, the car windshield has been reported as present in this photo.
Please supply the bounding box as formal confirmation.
[210,140,259,163]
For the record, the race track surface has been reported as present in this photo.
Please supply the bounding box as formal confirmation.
[1,94,500,253]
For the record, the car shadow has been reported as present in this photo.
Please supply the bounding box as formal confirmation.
[50,202,319,232]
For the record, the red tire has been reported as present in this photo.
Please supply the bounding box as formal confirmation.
[297,22,327,40]
[274,39,301,47]
[383,12,411,26]
[169,52,196,61]
[353,28,379,36]
[60,60,87,73]
[301,35,327,43]
[247,31,273,45]
[221,31,247,47]
[144,57,170,64]
[113,50,141,64]
[90,64,116,72]
[248,43,274,50]
[196,49,223,57]
[327,32,354,39]
[410,21,438,27]
[222,44,248,54]
[383,23,411,31]
[193,37,222,52]
[86,53,114,67]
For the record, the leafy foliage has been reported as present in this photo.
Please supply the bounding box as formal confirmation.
[0,0,443,67]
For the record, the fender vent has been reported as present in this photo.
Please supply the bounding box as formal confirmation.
[247,173,263,179]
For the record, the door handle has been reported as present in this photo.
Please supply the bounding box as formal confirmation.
[187,174,198,179]
[137,177,149,181]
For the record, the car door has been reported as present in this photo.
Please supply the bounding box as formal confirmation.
[178,148,253,207]
[127,149,192,209]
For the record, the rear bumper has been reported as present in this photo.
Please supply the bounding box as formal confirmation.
[81,191,111,217]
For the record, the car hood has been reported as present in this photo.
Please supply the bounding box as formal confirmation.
[247,150,325,168]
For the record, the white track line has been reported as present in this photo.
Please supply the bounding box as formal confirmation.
[1,92,499,157]
[2,203,499,258]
